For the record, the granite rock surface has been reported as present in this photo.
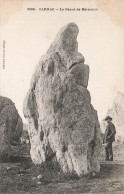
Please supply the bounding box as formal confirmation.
[0,96,23,160]
[23,23,101,175]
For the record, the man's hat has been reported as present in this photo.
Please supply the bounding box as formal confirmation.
[105,116,112,121]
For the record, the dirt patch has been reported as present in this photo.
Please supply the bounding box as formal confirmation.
[0,142,124,193]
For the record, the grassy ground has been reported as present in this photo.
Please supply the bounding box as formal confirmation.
[0,142,124,193]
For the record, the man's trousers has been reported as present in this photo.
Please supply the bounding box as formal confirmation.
[105,142,113,161]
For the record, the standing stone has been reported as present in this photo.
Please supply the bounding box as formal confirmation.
[101,91,124,141]
[23,23,101,176]
[0,96,23,160]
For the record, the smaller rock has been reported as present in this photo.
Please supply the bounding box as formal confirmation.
[32,177,36,180]
[37,175,43,179]
[92,172,96,177]
[26,140,29,144]
[37,182,41,185]
[6,167,11,170]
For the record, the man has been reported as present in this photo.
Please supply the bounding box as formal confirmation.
[103,116,116,161]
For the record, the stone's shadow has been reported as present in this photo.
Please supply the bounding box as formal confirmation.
[0,155,31,163]
[100,163,124,179]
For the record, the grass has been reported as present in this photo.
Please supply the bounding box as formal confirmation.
[0,142,124,193]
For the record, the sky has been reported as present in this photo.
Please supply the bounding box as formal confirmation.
[0,0,124,123]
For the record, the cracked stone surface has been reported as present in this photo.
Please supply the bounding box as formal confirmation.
[0,96,23,160]
[23,23,101,176]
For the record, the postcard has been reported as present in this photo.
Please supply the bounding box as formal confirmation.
[0,0,124,193]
